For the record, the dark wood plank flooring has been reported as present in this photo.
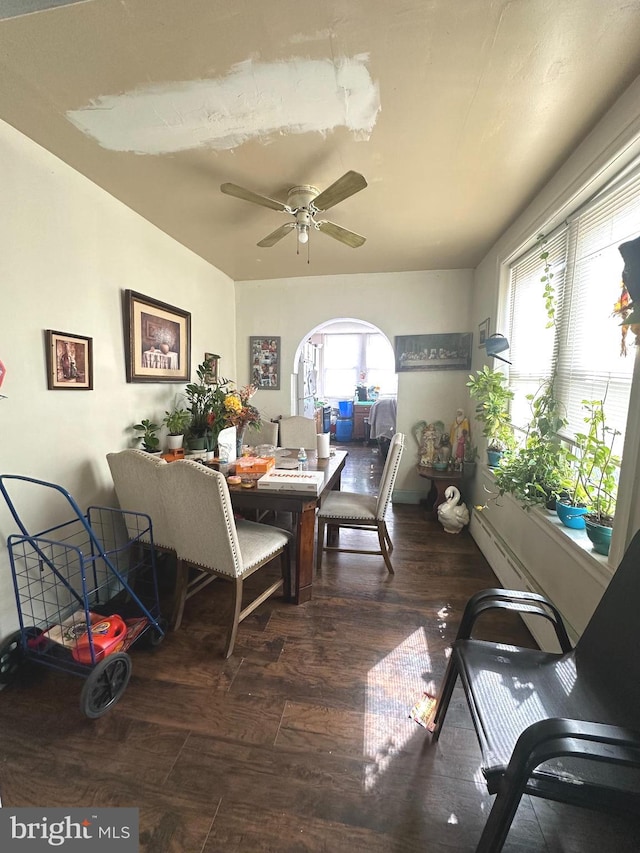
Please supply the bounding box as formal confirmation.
[0,443,638,851]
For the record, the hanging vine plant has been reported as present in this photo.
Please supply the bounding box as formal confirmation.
[537,233,556,327]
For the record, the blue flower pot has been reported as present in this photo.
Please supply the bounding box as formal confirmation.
[585,518,613,555]
[556,501,588,530]
[487,450,503,468]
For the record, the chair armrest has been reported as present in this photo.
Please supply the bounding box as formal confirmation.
[504,717,640,786]
[457,588,572,651]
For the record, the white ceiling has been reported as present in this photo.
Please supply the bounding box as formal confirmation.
[2,0,640,281]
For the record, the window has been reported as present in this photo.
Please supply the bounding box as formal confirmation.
[506,167,640,450]
[320,332,396,400]
[323,334,359,399]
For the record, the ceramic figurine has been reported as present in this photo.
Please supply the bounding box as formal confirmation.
[437,486,470,534]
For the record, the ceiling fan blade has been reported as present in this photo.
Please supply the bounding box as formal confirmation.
[316,220,366,248]
[257,222,296,247]
[220,182,287,212]
[312,171,367,212]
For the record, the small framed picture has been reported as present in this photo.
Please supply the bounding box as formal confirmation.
[204,352,220,384]
[478,317,490,348]
[124,290,191,383]
[45,330,93,390]
[250,336,281,390]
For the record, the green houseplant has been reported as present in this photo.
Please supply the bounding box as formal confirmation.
[493,377,570,510]
[184,361,238,452]
[132,418,160,453]
[560,399,620,553]
[184,362,217,449]
[467,366,515,466]
[163,407,191,450]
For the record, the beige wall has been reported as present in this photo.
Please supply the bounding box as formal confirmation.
[0,120,236,635]
[235,269,474,501]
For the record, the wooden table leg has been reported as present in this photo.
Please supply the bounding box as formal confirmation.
[294,500,317,604]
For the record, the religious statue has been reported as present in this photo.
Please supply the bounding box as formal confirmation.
[450,409,471,466]
[413,420,445,467]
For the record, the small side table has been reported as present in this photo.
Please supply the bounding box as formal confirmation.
[416,465,463,513]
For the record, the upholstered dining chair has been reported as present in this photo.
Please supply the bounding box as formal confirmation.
[161,459,292,657]
[245,419,279,448]
[107,449,218,631]
[316,432,405,573]
[107,449,171,549]
[428,528,640,853]
[278,415,317,450]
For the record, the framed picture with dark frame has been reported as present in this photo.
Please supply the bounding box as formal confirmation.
[250,336,281,389]
[45,330,93,390]
[203,352,220,384]
[478,317,490,347]
[394,332,473,372]
[124,290,191,383]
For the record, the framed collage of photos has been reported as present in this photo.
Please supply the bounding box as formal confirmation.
[250,337,280,389]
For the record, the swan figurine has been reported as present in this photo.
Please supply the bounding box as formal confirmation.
[437,486,470,534]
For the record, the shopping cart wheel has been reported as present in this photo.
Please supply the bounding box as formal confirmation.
[0,630,25,685]
[80,652,132,719]
[0,627,41,685]
[147,616,167,648]
[135,616,167,650]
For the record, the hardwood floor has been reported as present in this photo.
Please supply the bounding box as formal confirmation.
[1,442,638,852]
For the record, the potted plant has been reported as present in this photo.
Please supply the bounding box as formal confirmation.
[184,362,216,450]
[560,399,620,552]
[467,366,515,466]
[163,407,191,450]
[132,418,160,453]
[185,361,237,453]
[493,377,570,510]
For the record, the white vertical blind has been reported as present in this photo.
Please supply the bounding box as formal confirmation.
[507,228,567,430]
[506,167,640,448]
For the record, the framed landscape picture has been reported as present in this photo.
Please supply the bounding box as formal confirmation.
[45,330,93,390]
[124,290,191,383]
[250,336,280,389]
[394,332,473,372]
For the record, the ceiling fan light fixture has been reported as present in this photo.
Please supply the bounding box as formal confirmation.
[297,224,309,244]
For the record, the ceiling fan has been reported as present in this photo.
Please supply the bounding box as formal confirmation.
[220,170,367,249]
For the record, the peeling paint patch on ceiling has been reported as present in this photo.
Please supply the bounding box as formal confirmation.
[0,0,91,20]
[66,55,380,155]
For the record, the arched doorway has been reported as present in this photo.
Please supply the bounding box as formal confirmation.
[291,318,397,416]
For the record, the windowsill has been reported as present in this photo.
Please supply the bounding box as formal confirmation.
[478,463,613,586]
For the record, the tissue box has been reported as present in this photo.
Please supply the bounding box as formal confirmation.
[235,456,275,475]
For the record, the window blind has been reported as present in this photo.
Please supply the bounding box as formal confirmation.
[506,167,640,448]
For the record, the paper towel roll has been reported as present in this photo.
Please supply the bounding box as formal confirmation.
[317,432,330,458]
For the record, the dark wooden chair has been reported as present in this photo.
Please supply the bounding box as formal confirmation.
[429,528,640,852]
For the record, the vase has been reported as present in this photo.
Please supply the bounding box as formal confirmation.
[236,427,246,459]
[188,436,206,451]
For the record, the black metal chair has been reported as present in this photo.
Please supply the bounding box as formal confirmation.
[429,529,640,852]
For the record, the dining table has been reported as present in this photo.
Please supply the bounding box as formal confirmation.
[225,449,348,603]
